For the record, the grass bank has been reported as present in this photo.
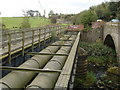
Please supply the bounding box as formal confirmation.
[2,17,51,30]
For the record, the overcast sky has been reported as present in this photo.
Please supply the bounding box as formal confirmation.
[0,0,110,17]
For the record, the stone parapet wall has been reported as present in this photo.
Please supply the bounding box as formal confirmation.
[80,28,103,43]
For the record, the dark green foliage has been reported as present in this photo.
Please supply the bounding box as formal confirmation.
[83,71,97,87]
[93,1,120,21]
[109,1,120,18]
[72,1,120,25]
[74,71,97,88]
[80,42,116,56]
[83,26,92,31]
[117,13,120,20]
[20,17,31,29]
[79,10,98,27]
[72,10,98,27]
[80,42,117,67]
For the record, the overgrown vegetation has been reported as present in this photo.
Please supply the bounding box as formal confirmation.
[73,10,97,27]
[80,42,117,67]
[74,42,119,89]
[75,71,97,88]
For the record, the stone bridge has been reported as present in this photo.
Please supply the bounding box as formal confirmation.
[103,23,120,65]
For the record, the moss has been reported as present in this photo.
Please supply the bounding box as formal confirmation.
[107,66,119,75]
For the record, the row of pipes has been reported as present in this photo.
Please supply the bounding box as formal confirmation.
[0,34,77,89]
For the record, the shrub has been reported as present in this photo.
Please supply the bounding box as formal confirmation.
[20,17,31,29]
[79,42,117,67]
[83,71,97,87]
[49,15,57,23]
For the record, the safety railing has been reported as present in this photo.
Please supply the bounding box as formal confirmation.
[0,25,66,62]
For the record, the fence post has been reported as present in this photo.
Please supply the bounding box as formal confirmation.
[38,29,41,47]
[44,28,46,44]
[22,31,25,56]
[51,26,56,42]
[32,30,34,51]
[49,27,51,42]
[8,33,11,64]
[56,26,59,40]
[59,26,61,38]
[61,26,64,38]
[58,26,60,39]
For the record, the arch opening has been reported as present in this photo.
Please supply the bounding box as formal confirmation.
[104,35,116,50]
[104,34,118,66]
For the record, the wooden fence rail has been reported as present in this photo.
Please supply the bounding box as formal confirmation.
[0,25,66,63]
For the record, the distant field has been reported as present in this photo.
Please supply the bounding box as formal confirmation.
[2,17,51,30]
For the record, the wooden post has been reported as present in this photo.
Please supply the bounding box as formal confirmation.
[55,26,57,41]
[44,28,46,44]
[38,29,41,47]
[59,26,61,38]
[58,26,60,39]
[56,26,58,40]
[32,30,34,51]
[22,31,25,56]
[49,27,51,42]
[61,26,64,37]
[59,26,61,37]
[8,33,11,64]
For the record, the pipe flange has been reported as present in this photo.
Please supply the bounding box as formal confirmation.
[60,48,69,53]
[0,82,11,90]
[26,85,44,90]
[50,59,62,66]
[43,48,53,53]
[30,58,41,67]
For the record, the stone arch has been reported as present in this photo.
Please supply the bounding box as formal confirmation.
[104,34,116,50]
[104,34,118,55]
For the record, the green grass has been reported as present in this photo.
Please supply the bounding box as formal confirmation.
[2,17,51,30]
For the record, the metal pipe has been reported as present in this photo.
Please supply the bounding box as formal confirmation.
[26,35,76,89]
[0,36,70,89]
